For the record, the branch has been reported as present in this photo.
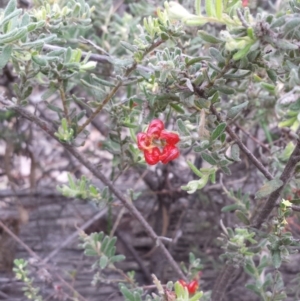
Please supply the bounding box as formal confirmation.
[211,138,300,301]
[0,98,186,280]
[0,220,88,301]
[251,139,300,228]
[43,44,152,73]
[76,39,164,135]
[210,105,274,181]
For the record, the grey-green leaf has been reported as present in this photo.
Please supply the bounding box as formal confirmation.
[227,101,249,119]
[176,118,190,136]
[235,210,250,225]
[99,255,109,269]
[4,0,16,17]
[272,250,282,269]
[209,47,225,64]
[0,44,12,69]
[255,179,283,199]
[211,122,226,140]
[198,30,223,44]
[201,152,217,165]
[230,144,240,161]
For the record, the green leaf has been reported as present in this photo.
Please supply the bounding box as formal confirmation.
[272,250,282,269]
[220,165,231,175]
[245,284,260,295]
[232,43,253,61]
[215,0,223,19]
[211,122,226,140]
[0,44,12,69]
[32,55,48,67]
[255,179,283,199]
[201,152,217,165]
[205,0,215,17]
[223,70,251,79]
[111,254,125,262]
[193,140,210,152]
[0,26,27,44]
[176,118,190,136]
[215,85,235,95]
[267,69,277,84]
[227,101,249,118]
[99,255,108,269]
[261,82,275,92]
[0,9,22,29]
[91,74,115,87]
[195,0,201,15]
[244,258,256,275]
[198,30,223,43]
[221,204,241,212]
[4,0,17,17]
[187,160,203,178]
[230,144,240,161]
[170,103,185,113]
[120,41,137,52]
[209,47,225,64]
[120,285,134,300]
[282,17,300,34]
[235,210,250,225]
[275,39,298,50]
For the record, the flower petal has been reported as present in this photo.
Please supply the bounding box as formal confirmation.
[137,133,151,150]
[147,119,164,138]
[160,145,180,164]
[160,130,180,145]
[144,147,161,165]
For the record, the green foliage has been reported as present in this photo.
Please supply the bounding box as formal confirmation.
[57,173,108,206]
[3,0,300,299]
[13,259,43,301]
[79,231,125,285]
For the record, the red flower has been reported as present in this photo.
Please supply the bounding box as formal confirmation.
[178,279,199,295]
[136,119,180,165]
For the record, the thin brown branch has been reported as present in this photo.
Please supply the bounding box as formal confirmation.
[291,205,300,212]
[0,98,186,281]
[211,138,300,301]
[210,105,274,181]
[211,264,236,301]
[251,138,300,228]
[42,208,107,264]
[76,39,164,135]
[0,220,88,301]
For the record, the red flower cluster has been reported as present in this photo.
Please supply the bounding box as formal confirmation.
[137,119,180,165]
[178,279,199,294]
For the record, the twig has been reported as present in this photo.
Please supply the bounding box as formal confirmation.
[116,230,153,283]
[0,98,186,281]
[251,138,300,228]
[0,220,88,301]
[234,122,271,153]
[211,138,300,301]
[43,44,152,72]
[211,264,236,301]
[42,208,107,264]
[76,39,164,135]
[291,205,300,212]
[210,105,274,181]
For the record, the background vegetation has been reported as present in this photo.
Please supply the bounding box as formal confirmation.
[1,0,300,300]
